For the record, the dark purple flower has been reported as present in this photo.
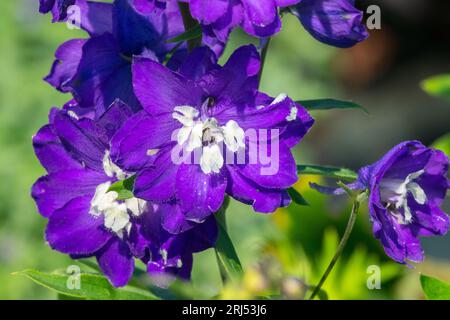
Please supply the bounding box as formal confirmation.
[137,203,218,281]
[110,45,314,234]
[313,141,450,265]
[291,0,368,48]
[180,0,301,55]
[45,0,185,116]
[145,0,169,12]
[31,101,216,286]
[39,0,76,22]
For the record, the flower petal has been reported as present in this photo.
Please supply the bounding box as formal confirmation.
[110,111,178,171]
[132,57,203,116]
[226,166,291,213]
[176,163,227,222]
[44,39,86,92]
[294,0,368,48]
[53,110,108,172]
[33,124,83,174]
[96,237,134,287]
[46,195,111,255]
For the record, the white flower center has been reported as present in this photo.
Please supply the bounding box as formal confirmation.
[103,150,127,180]
[172,105,245,174]
[379,170,426,225]
[89,152,147,237]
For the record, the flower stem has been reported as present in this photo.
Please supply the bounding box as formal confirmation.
[178,2,201,51]
[215,201,228,284]
[258,37,271,86]
[214,197,238,285]
[308,197,360,300]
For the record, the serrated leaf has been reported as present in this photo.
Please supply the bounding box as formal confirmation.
[214,219,243,283]
[297,165,358,181]
[421,75,450,102]
[13,269,159,300]
[287,187,309,206]
[420,274,450,300]
[166,24,202,44]
[297,99,368,113]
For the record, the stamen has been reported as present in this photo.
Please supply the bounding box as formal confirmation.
[380,169,427,225]
[172,104,245,175]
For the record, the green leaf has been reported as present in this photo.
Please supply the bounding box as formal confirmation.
[214,212,243,283]
[420,274,450,300]
[287,187,309,206]
[297,99,368,113]
[108,175,136,200]
[421,74,450,102]
[431,132,450,158]
[165,24,202,44]
[13,269,159,300]
[297,165,358,181]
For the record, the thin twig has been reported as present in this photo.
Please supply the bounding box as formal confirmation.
[258,37,271,86]
[308,198,360,300]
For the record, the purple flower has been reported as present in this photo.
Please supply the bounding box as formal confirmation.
[39,0,77,22]
[110,45,314,233]
[291,0,368,48]
[45,0,185,116]
[313,141,450,265]
[138,203,218,281]
[31,101,217,286]
[145,0,169,12]
[179,0,301,55]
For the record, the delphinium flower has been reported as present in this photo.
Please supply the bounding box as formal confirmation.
[31,101,217,286]
[312,141,450,265]
[110,45,314,234]
[290,0,369,48]
[43,0,185,116]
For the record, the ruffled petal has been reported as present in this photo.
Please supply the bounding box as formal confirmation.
[32,169,107,217]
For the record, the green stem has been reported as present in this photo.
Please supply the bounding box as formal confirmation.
[215,202,227,284]
[214,197,234,285]
[258,37,271,86]
[178,2,201,51]
[308,197,360,300]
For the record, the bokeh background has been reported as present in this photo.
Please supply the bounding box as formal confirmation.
[0,0,449,299]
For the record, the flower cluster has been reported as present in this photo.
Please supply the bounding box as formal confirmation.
[35,0,448,289]
[147,0,368,54]
[35,0,319,286]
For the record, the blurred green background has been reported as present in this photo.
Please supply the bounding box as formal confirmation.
[0,0,449,299]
